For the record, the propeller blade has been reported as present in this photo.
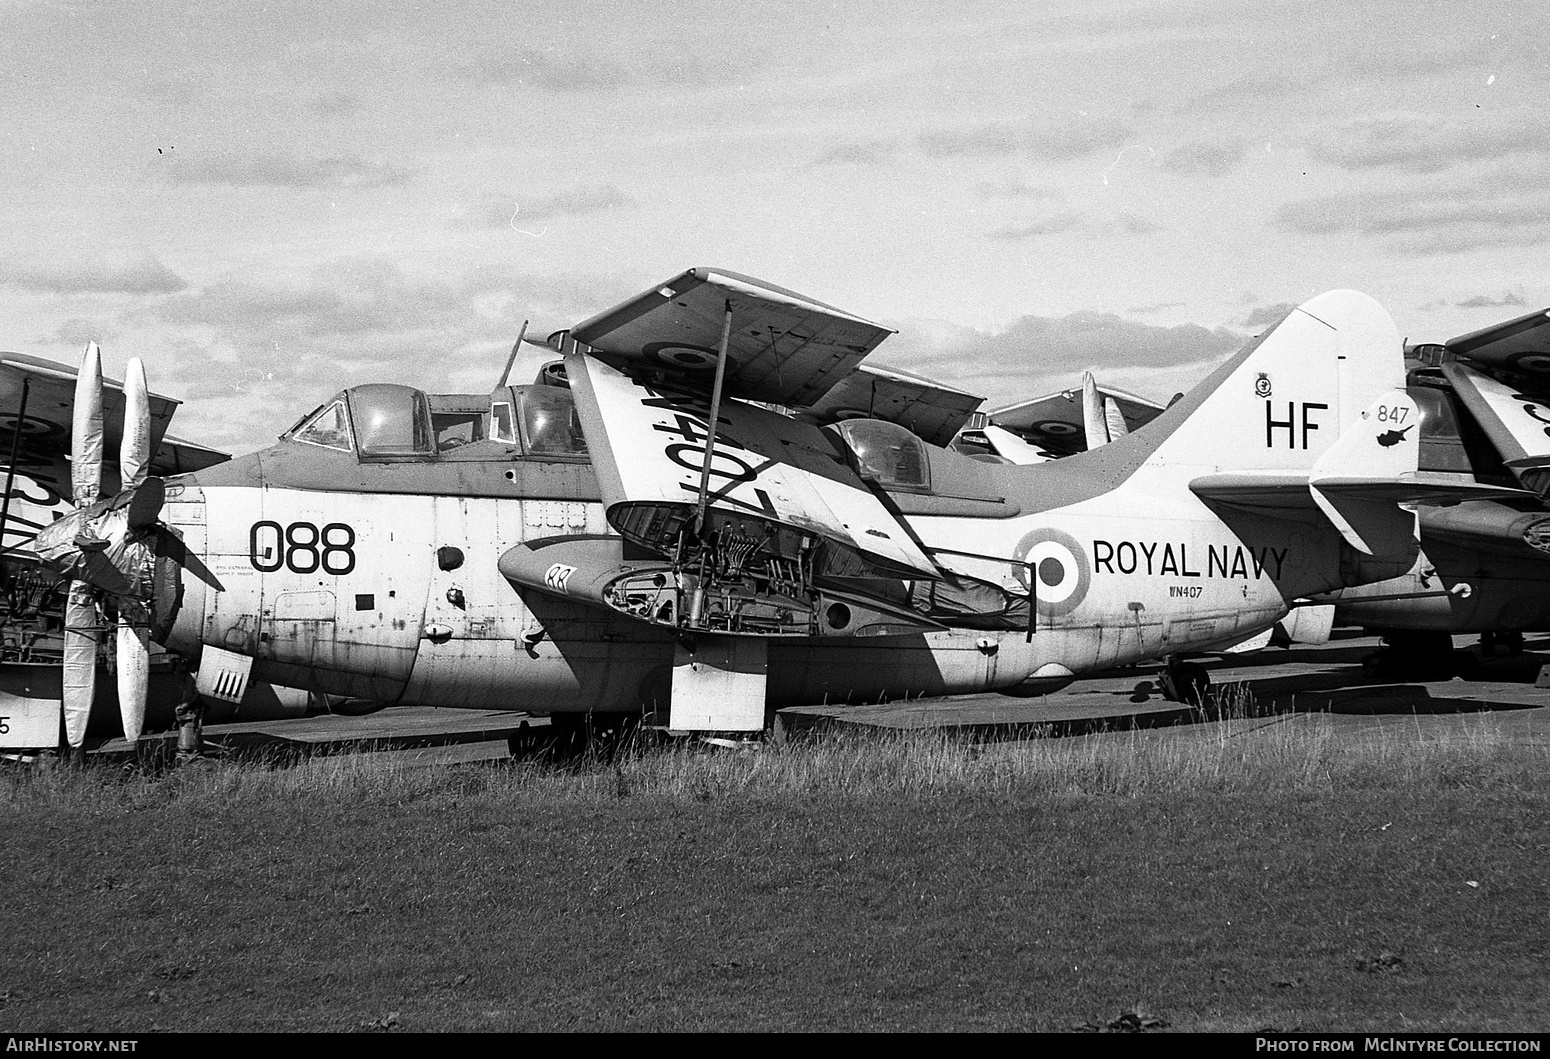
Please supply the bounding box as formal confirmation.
[62,584,98,749]
[116,603,149,745]
[1081,370,1109,449]
[120,357,151,491]
[1103,396,1130,440]
[72,342,104,507]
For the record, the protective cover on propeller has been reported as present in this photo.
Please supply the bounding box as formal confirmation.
[27,346,167,748]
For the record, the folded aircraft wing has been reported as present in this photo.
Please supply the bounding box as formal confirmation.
[1439,359,1550,492]
[566,350,939,580]
[987,384,1165,455]
[796,362,983,447]
[568,267,895,408]
[0,351,180,459]
[1442,307,1550,375]
[150,433,230,475]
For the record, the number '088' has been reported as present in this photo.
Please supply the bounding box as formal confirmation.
[249,521,356,575]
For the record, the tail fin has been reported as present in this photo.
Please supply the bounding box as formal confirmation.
[1139,290,1404,474]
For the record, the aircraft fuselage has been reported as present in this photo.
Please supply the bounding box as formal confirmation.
[157,427,1356,713]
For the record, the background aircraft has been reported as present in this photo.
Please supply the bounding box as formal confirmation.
[1314,307,1550,672]
[985,307,1550,677]
[6,269,1505,747]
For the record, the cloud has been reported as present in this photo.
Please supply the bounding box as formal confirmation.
[975,180,1064,201]
[1178,73,1299,115]
[449,185,634,229]
[1456,292,1527,309]
[163,152,412,190]
[448,42,743,92]
[1276,186,1550,253]
[140,257,641,453]
[53,319,115,348]
[808,141,896,167]
[1241,303,1299,330]
[1302,111,1550,175]
[989,211,1159,241]
[919,114,1133,160]
[310,91,362,116]
[0,254,188,295]
[158,258,467,341]
[1160,137,1248,177]
[880,310,1247,406]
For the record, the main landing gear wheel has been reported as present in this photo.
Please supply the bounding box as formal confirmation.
[1362,631,1458,679]
[1159,660,1211,710]
[513,711,645,760]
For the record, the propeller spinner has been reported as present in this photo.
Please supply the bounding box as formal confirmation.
[32,344,165,755]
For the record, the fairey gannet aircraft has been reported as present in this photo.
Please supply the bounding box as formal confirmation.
[1302,306,1550,671]
[4,269,1515,747]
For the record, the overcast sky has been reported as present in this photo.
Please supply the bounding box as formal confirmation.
[2,0,1546,454]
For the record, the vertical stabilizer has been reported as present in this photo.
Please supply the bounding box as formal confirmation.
[1142,290,1404,474]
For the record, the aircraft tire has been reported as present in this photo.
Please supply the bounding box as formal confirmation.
[1160,661,1210,709]
[542,711,646,759]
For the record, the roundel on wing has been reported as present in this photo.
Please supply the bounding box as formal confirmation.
[1029,420,1080,437]
[1505,350,1550,376]
[642,342,720,371]
[1012,527,1090,618]
[0,413,65,439]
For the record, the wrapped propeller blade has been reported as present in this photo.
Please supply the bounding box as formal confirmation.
[51,344,164,750]
[116,601,150,744]
[63,585,99,750]
[120,358,150,490]
[72,342,104,505]
[113,361,153,745]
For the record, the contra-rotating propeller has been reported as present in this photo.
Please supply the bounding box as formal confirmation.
[31,343,165,757]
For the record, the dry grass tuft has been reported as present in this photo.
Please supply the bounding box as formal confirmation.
[4,709,1541,810]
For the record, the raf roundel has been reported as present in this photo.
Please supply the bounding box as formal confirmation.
[1506,350,1550,376]
[1013,527,1090,618]
[643,342,720,371]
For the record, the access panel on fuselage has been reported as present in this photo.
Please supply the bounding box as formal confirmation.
[200,484,434,697]
[402,493,675,712]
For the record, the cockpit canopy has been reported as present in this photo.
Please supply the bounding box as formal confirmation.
[285,382,587,462]
[831,418,932,492]
[490,384,588,458]
[287,384,434,460]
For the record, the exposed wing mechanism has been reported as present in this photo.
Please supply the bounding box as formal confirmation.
[561,349,943,641]
[499,535,940,639]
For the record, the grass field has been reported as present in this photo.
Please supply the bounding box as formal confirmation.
[3,712,1547,1032]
